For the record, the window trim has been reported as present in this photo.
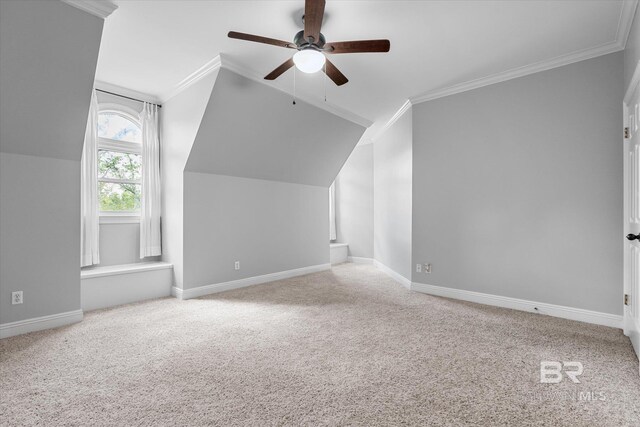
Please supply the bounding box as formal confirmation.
[98,138,141,155]
[99,214,141,224]
[98,103,141,130]
[97,105,143,218]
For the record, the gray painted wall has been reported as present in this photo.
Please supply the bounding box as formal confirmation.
[624,6,639,93]
[96,223,160,267]
[374,111,413,280]
[0,0,102,161]
[183,173,328,289]
[161,71,219,287]
[335,144,374,258]
[174,68,364,290]
[0,154,81,324]
[0,1,103,324]
[412,52,623,315]
[186,69,366,186]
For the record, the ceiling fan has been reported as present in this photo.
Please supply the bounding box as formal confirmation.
[228,0,390,86]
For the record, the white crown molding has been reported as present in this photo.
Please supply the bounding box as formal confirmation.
[60,0,118,19]
[372,100,412,141]
[617,0,639,49]
[410,0,638,106]
[0,309,83,339]
[172,263,331,300]
[94,80,162,105]
[160,53,373,128]
[410,41,623,105]
[411,281,622,329]
[220,54,373,128]
[160,55,222,103]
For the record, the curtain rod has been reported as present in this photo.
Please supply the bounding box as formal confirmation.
[95,88,162,108]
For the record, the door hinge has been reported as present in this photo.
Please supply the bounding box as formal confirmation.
[625,127,630,139]
[624,293,630,306]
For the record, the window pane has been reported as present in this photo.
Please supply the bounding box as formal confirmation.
[99,182,141,212]
[98,150,141,181]
[98,113,141,143]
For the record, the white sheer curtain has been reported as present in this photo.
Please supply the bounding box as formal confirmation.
[139,102,162,258]
[329,181,337,241]
[80,90,100,267]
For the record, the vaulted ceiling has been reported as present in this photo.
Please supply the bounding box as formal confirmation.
[186,68,366,186]
[96,0,636,140]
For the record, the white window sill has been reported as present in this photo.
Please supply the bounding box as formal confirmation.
[100,215,140,224]
[81,262,172,279]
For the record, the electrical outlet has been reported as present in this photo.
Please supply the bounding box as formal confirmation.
[234,261,240,270]
[424,263,432,274]
[416,264,422,273]
[11,291,23,305]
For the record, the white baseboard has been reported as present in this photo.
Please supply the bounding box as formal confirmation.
[172,263,331,300]
[373,260,412,289]
[368,260,622,329]
[347,256,374,265]
[0,309,83,339]
[411,282,623,329]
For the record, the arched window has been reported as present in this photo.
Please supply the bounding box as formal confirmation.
[97,108,142,214]
[98,112,141,143]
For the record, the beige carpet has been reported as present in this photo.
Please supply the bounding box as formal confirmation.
[1,263,639,426]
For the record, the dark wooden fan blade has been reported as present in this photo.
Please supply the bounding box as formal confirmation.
[323,59,348,86]
[304,0,326,44]
[264,58,295,80]
[326,39,391,54]
[228,31,296,49]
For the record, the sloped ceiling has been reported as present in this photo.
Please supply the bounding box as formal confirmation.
[96,1,635,141]
[185,68,366,187]
[0,0,103,160]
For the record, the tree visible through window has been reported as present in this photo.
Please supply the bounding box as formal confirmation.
[97,112,142,213]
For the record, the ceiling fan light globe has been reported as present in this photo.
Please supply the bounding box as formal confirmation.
[293,49,325,73]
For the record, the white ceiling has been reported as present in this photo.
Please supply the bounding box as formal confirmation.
[96,0,634,139]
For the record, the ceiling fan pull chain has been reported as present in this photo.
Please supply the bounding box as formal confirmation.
[324,62,327,102]
[293,66,297,105]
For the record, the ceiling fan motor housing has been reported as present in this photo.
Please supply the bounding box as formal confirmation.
[227,0,389,86]
[294,30,326,49]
